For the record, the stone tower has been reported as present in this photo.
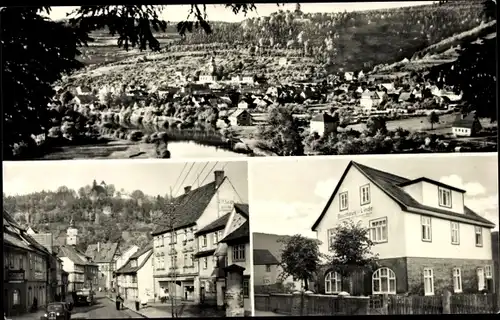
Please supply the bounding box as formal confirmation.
[209,56,217,75]
[66,216,79,246]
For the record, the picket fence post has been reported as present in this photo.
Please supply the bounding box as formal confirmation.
[442,289,451,314]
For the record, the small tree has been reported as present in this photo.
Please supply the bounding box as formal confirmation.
[278,235,323,291]
[365,116,387,136]
[328,220,379,293]
[427,111,440,130]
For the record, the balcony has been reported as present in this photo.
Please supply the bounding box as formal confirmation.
[182,246,194,253]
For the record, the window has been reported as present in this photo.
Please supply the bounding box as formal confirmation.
[477,268,485,290]
[243,279,249,297]
[421,216,432,242]
[202,235,207,248]
[485,265,492,279]
[475,226,483,247]
[171,232,177,244]
[154,237,159,248]
[438,187,452,208]
[423,268,434,296]
[232,244,245,261]
[360,184,371,205]
[9,254,14,269]
[190,254,194,267]
[203,257,208,269]
[450,222,460,245]
[327,229,335,251]
[265,265,271,272]
[372,268,396,294]
[453,268,462,293]
[161,235,165,247]
[370,218,388,243]
[339,192,348,211]
[184,254,188,266]
[214,232,219,244]
[325,271,342,294]
[170,256,176,269]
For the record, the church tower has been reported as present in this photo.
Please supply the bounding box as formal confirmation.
[209,56,217,75]
[66,216,79,246]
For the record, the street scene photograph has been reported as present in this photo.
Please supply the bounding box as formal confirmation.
[249,153,499,315]
[3,159,251,318]
[3,0,497,160]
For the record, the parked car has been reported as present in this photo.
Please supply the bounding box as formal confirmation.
[40,302,71,320]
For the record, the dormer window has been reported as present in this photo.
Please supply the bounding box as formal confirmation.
[339,192,348,211]
[438,187,452,208]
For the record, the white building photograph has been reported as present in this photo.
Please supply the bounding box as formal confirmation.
[250,154,498,315]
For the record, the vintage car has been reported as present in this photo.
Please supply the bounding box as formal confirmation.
[40,302,71,320]
[74,289,94,306]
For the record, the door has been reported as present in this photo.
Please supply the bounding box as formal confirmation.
[477,268,485,291]
[200,287,205,303]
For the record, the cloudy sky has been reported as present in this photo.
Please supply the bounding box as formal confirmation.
[3,160,248,201]
[47,2,434,22]
[249,154,499,238]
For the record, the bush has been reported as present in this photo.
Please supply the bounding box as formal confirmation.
[128,130,144,142]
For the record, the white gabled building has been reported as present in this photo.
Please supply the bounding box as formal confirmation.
[312,161,496,296]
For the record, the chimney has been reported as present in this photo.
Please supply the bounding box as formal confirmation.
[184,186,192,194]
[214,170,224,188]
[97,242,100,253]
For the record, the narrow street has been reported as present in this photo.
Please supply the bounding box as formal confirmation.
[71,294,144,319]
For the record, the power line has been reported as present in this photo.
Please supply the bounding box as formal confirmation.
[173,162,196,197]
[194,162,210,188]
[170,163,187,198]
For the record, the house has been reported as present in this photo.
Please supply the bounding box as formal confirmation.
[115,244,154,303]
[411,88,423,100]
[228,109,252,126]
[452,112,483,137]
[76,86,92,95]
[58,220,99,292]
[310,113,338,136]
[265,86,281,98]
[199,74,218,84]
[253,249,280,286]
[218,204,251,313]
[380,83,395,92]
[311,161,496,296]
[279,57,288,66]
[72,95,96,106]
[237,100,250,109]
[398,92,413,103]
[151,170,244,304]
[360,90,383,109]
[242,75,256,85]
[116,245,140,271]
[85,242,122,290]
[3,210,51,316]
[344,72,355,82]
[252,233,303,290]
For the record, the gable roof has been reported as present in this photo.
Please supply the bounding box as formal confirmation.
[85,242,119,263]
[234,203,249,219]
[152,180,223,236]
[311,161,495,231]
[311,113,337,123]
[229,109,249,119]
[115,250,153,275]
[452,113,481,129]
[129,243,153,260]
[253,249,280,265]
[59,245,89,265]
[220,220,249,244]
[195,212,231,236]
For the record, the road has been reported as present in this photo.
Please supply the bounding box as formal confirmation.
[71,295,144,319]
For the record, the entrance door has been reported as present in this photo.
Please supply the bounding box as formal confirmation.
[200,287,205,303]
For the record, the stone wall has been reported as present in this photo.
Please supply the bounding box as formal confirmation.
[255,292,369,316]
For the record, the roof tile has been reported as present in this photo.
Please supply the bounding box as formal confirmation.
[253,249,279,265]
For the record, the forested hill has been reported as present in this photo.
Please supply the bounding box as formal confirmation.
[174,0,489,71]
[3,183,172,252]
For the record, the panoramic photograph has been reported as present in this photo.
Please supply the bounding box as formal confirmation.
[249,154,499,315]
[3,160,251,318]
[3,0,497,160]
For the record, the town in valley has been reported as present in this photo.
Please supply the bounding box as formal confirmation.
[3,160,251,318]
[3,1,497,160]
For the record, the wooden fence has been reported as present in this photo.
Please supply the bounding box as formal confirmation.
[368,291,498,315]
[255,292,369,316]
